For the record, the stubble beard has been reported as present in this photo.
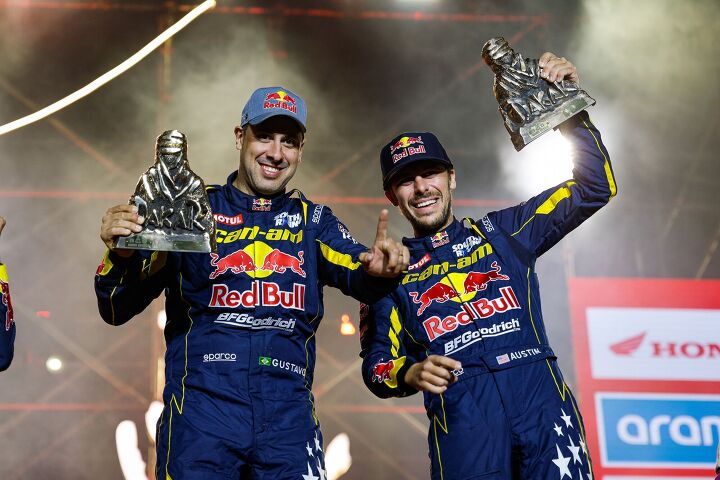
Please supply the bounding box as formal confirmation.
[408,197,453,238]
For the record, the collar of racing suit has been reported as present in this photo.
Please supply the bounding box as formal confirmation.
[222,171,297,212]
[401,216,465,256]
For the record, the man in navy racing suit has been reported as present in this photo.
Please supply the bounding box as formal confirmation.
[0,216,14,372]
[360,54,617,479]
[96,86,409,479]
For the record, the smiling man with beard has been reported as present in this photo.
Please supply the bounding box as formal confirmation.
[95,86,409,479]
[360,54,617,479]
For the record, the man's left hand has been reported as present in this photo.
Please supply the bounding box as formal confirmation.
[539,52,578,84]
[359,209,410,277]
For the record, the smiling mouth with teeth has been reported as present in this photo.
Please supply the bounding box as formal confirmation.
[414,198,438,208]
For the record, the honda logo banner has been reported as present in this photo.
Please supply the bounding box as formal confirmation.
[569,278,720,479]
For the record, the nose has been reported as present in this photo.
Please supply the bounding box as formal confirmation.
[413,175,430,193]
[266,138,283,161]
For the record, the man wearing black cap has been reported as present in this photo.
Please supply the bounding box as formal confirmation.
[0,216,14,372]
[96,86,409,479]
[360,55,616,479]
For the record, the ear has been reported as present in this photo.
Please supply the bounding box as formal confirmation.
[385,189,399,207]
[297,137,305,164]
[448,168,457,191]
[234,126,244,150]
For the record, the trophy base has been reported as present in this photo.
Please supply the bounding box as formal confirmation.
[510,92,596,151]
[116,230,214,253]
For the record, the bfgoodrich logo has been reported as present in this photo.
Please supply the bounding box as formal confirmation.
[596,392,720,469]
[587,307,720,381]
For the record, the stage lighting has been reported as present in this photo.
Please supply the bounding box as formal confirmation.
[340,314,356,336]
[500,131,574,198]
[45,355,63,373]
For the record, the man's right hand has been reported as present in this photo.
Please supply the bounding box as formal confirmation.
[404,355,462,394]
[100,205,145,258]
[0,216,5,237]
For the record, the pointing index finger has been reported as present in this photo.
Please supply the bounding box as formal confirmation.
[374,209,389,245]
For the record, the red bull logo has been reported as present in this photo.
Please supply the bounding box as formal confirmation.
[263,90,298,113]
[409,282,457,315]
[372,360,395,383]
[0,279,12,331]
[390,136,426,163]
[209,281,305,311]
[423,286,521,341]
[209,248,305,279]
[261,249,305,277]
[390,136,424,154]
[431,231,449,248]
[462,262,509,293]
[214,213,244,226]
[409,263,510,315]
[252,199,272,211]
[209,251,257,279]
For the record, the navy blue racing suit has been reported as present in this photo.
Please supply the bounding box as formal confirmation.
[0,262,14,371]
[360,112,616,480]
[96,172,399,480]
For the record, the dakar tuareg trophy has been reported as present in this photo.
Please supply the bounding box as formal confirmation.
[115,130,216,253]
[482,37,596,151]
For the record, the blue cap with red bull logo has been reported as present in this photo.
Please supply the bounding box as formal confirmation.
[380,131,453,190]
[241,86,307,132]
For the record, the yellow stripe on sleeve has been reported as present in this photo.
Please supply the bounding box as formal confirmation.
[383,356,407,389]
[389,307,401,357]
[535,181,576,215]
[583,118,617,199]
[317,241,361,270]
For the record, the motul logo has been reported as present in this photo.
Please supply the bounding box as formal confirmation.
[610,332,720,359]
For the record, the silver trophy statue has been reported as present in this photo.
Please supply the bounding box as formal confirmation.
[116,130,216,253]
[482,37,595,151]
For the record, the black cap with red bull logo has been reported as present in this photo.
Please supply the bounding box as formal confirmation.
[380,131,453,190]
[240,86,307,132]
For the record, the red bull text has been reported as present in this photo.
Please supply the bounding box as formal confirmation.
[263,91,298,113]
[209,282,305,311]
[390,136,425,163]
[423,286,521,341]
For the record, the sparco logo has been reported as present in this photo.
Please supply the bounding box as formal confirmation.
[209,282,305,311]
[312,205,323,224]
[444,319,521,354]
[423,286,520,341]
[481,215,494,232]
[610,331,720,359]
[203,353,237,362]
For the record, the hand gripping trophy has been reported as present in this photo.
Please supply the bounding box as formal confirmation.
[482,37,596,150]
[115,130,216,252]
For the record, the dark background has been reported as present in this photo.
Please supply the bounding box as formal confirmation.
[0,0,718,478]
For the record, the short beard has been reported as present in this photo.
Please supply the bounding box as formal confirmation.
[410,197,452,237]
